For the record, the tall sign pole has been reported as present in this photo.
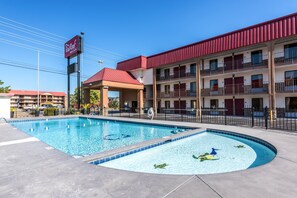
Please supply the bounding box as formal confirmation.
[37,50,40,108]
[65,35,83,112]
[77,52,81,110]
[67,57,70,111]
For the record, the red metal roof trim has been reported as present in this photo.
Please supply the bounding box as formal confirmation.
[10,90,66,96]
[143,12,297,68]
[84,68,141,85]
[116,56,147,71]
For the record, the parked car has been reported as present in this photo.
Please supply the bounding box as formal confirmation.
[39,104,54,111]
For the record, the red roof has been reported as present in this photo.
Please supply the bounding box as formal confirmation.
[117,12,297,69]
[117,56,147,71]
[10,90,66,96]
[84,68,141,85]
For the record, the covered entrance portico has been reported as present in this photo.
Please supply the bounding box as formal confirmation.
[82,68,144,116]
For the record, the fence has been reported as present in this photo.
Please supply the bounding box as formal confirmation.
[108,107,297,132]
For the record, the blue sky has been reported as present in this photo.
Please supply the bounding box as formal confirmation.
[0,0,297,96]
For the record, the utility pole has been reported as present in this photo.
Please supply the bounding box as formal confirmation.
[37,50,40,108]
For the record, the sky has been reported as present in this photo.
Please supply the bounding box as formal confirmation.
[0,0,297,97]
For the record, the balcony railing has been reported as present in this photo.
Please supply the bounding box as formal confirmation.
[156,72,196,82]
[201,83,269,96]
[275,82,297,93]
[143,92,153,99]
[275,56,297,66]
[160,92,173,98]
[201,58,268,76]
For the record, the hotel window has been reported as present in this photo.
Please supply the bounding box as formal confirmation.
[251,50,262,65]
[165,101,170,109]
[251,74,263,88]
[164,69,170,79]
[210,79,218,91]
[284,43,297,59]
[209,59,218,71]
[190,82,196,93]
[191,100,196,109]
[286,97,297,112]
[252,98,263,111]
[285,70,297,86]
[210,99,219,109]
[190,63,196,75]
[164,85,170,94]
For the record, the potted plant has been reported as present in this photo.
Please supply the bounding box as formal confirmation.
[10,107,16,118]
[35,107,40,117]
[82,104,90,115]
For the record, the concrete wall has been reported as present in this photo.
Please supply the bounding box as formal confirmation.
[0,94,12,119]
[131,68,153,85]
[121,89,138,107]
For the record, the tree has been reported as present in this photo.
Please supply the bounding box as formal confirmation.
[109,98,119,109]
[0,80,11,93]
[70,88,100,107]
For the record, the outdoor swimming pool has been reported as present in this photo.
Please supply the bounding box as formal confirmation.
[99,131,276,175]
[10,117,191,156]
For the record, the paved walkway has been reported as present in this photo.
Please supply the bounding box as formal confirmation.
[0,117,297,198]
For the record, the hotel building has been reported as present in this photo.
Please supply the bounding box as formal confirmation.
[10,90,66,109]
[83,13,297,117]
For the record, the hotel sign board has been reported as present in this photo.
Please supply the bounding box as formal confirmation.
[64,35,82,58]
[67,63,77,74]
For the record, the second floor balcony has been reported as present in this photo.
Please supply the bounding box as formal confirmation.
[201,57,268,76]
[201,83,269,96]
[157,90,197,98]
[275,81,297,93]
[156,72,196,82]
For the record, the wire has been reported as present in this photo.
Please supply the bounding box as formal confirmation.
[0,15,128,58]
[0,37,63,57]
[0,15,67,40]
[0,29,63,51]
[0,60,91,79]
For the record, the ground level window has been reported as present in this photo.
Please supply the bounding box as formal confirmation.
[190,100,196,109]
[210,99,218,109]
[165,101,170,109]
[286,97,297,112]
[252,98,263,111]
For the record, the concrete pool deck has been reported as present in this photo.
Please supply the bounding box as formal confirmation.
[1,116,297,198]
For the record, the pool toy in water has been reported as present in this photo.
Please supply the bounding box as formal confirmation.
[154,163,169,169]
[234,145,245,148]
[193,148,220,162]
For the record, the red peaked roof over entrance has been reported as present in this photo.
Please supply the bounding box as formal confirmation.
[84,68,141,85]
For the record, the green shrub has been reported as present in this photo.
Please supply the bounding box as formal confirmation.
[44,108,59,116]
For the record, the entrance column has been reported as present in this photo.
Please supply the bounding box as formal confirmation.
[138,89,144,114]
[196,59,201,118]
[83,88,90,104]
[100,86,109,116]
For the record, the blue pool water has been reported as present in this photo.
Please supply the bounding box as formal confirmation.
[10,118,190,156]
[100,132,276,175]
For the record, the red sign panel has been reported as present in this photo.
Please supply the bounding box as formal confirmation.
[64,35,81,58]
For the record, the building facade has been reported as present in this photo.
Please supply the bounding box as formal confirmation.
[84,13,297,117]
[10,90,66,109]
